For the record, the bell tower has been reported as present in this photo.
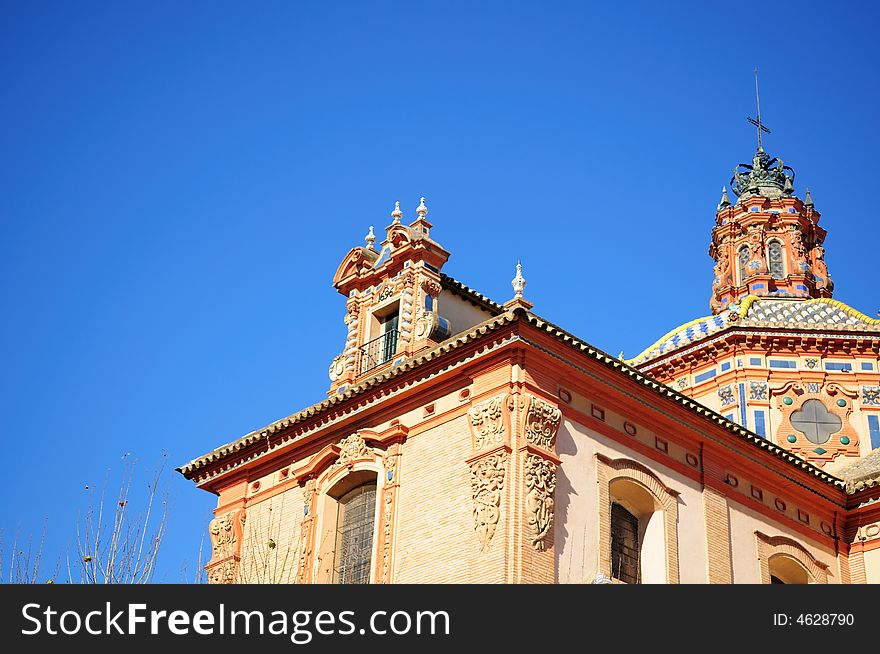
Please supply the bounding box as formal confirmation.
[708,73,832,313]
[709,151,832,314]
[328,198,453,395]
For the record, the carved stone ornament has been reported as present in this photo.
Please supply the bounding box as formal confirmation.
[296,479,317,584]
[414,305,437,340]
[208,559,237,585]
[328,354,345,382]
[335,433,372,467]
[524,396,562,450]
[420,279,442,297]
[207,508,246,584]
[524,454,556,550]
[469,451,509,552]
[468,394,506,450]
[209,514,235,559]
[208,509,246,560]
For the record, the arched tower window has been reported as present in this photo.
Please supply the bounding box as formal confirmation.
[738,246,750,285]
[767,241,784,279]
[333,482,378,584]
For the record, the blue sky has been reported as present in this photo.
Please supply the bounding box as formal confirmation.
[1,2,878,582]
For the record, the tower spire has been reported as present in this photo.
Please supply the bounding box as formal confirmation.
[747,68,771,152]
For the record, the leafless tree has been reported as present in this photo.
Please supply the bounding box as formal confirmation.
[180,530,208,584]
[0,519,59,584]
[70,455,170,584]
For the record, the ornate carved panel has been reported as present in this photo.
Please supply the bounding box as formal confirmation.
[771,381,860,466]
[206,508,246,584]
[467,394,507,451]
[335,433,373,467]
[469,451,509,552]
[523,395,562,451]
[376,445,401,583]
[295,479,317,584]
[524,454,556,551]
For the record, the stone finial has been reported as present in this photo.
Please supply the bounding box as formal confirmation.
[416,196,428,219]
[804,187,814,208]
[503,260,533,311]
[512,260,526,299]
[391,200,403,223]
[718,186,731,210]
[365,225,376,249]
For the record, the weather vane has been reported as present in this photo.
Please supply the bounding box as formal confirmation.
[747,68,770,151]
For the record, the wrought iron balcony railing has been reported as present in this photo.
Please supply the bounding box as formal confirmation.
[358,329,399,375]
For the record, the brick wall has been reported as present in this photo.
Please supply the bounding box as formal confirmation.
[393,414,506,582]
[238,485,303,583]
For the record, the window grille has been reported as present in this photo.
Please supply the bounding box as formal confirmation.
[333,484,377,584]
[611,503,640,584]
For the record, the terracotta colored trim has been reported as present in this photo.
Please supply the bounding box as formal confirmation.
[562,403,703,487]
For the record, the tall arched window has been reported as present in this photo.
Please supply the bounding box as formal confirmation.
[611,503,640,584]
[738,246,750,285]
[607,478,667,584]
[767,241,784,279]
[333,482,377,584]
[597,455,681,584]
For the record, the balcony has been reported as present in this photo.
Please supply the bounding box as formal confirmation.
[358,329,399,375]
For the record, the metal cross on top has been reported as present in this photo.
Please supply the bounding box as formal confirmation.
[747,68,771,151]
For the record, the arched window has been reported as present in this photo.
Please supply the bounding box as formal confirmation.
[738,246,750,285]
[767,241,784,279]
[608,478,667,584]
[597,455,681,584]
[768,554,810,584]
[334,482,377,584]
[611,503,640,584]
[755,532,829,584]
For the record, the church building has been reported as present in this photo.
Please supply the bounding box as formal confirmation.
[179,140,880,584]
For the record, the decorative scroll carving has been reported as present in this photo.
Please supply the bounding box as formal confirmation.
[296,479,317,584]
[469,451,509,552]
[524,454,556,550]
[524,395,561,450]
[376,446,400,584]
[208,559,236,585]
[335,433,372,467]
[468,395,506,450]
[328,354,345,382]
[209,514,234,559]
[414,305,437,340]
[206,508,246,585]
[421,279,442,297]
